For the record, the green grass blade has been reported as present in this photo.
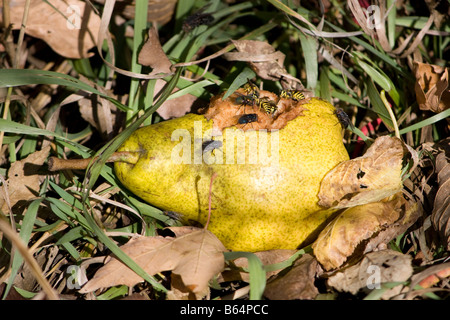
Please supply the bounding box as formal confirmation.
[398,108,450,135]
[0,69,129,111]
[223,251,266,300]
[299,33,318,89]
[223,67,256,100]
[366,79,394,129]
[127,0,148,121]
[319,67,332,102]
[2,199,42,299]
[263,247,310,273]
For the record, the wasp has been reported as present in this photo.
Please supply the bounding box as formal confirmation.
[257,97,278,115]
[242,80,260,100]
[238,113,258,125]
[280,90,305,101]
[334,108,355,130]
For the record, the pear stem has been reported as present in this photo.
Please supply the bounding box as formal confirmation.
[48,151,139,171]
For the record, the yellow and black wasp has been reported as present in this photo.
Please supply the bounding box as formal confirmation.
[257,97,278,115]
[280,89,305,101]
[242,79,260,100]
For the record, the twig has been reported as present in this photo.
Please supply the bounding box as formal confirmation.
[0,218,59,300]
[47,151,140,171]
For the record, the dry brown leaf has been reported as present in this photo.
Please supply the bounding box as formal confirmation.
[327,249,413,299]
[79,227,226,294]
[318,136,408,209]
[76,81,125,140]
[224,40,303,89]
[219,249,297,283]
[264,254,320,300]
[431,138,450,250]
[6,0,100,59]
[414,61,450,113]
[312,194,406,271]
[153,79,198,120]
[93,0,177,26]
[364,197,420,254]
[0,146,50,213]
[138,28,173,75]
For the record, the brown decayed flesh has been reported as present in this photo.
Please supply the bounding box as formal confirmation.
[203,89,310,132]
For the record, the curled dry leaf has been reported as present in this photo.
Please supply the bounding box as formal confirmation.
[263,254,320,300]
[224,40,303,89]
[430,138,450,250]
[6,0,100,59]
[413,61,450,113]
[312,194,409,271]
[79,227,226,294]
[138,28,173,75]
[327,249,413,299]
[0,147,50,213]
[318,136,409,209]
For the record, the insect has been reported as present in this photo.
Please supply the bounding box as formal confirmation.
[242,80,260,99]
[334,108,355,130]
[182,6,214,33]
[238,113,258,125]
[280,90,305,101]
[234,93,258,114]
[202,140,223,154]
[257,97,278,115]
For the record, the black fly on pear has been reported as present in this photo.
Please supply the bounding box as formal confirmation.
[334,108,355,130]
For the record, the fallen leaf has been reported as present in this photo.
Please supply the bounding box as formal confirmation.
[99,0,176,25]
[264,254,320,300]
[431,138,450,250]
[138,28,173,75]
[414,61,450,113]
[224,40,304,89]
[0,146,50,213]
[219,249,297,283]
[79,227,226,294]
[312,194,406,270]
[153,79,198,120]
[364,197,421,254]
[77,86,125,139]
[327,249,413,299]
[6,0,100,59]
[318,136,409,209]
[167,273,210,300]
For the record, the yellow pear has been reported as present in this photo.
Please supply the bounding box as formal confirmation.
[115,95,349,251]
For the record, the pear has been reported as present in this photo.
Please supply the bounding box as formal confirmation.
[115,95,349,251]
